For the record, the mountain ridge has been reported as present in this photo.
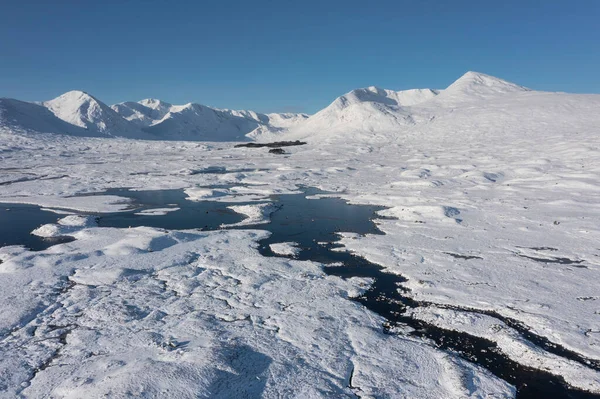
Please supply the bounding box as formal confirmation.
[0,72,577,141]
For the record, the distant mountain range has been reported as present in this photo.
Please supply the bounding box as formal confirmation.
[0,89,309,141]
[0,71,580,142]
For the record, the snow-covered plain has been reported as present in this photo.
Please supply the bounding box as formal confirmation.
[1,71,600,397]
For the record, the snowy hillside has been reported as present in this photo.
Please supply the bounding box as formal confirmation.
[0,98,92,136]
[341,86,440,107]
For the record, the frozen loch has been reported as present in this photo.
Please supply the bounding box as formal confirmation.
[1,72,600,398]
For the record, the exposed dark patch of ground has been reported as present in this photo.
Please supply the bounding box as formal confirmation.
[517,254,586,266]
[234,140,307,148]
[516,246,558,252]
[445,252,483,260]
[268,148,286,155]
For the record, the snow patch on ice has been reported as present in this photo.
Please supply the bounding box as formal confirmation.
[32,215,97,238]
[269,242,300,257]
[134,207,180,216]
[222,203,278,227]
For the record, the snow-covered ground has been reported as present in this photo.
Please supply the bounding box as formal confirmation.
[1,71,599,397]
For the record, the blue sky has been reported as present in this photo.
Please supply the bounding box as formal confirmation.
[1,0,599,113]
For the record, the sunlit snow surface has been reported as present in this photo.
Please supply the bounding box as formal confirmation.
[1,73,600,397]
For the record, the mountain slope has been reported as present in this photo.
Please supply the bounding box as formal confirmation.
[0,98,93,136]
[264,112,309,128]
[333,87,439,108]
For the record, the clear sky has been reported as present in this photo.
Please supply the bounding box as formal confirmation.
[1,0,599,113]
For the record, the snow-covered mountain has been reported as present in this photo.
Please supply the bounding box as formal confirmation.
[110,99,308,141]
[43,91,144,138]
[279,86,439,138]
[111,99,173,127]
[141,103,264,141]
[0,91,145,138]
[276,71,539,140]
[0,71,589,142]
[0,91,308,141]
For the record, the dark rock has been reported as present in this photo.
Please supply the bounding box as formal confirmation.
[444,252,483,260]
[235,140,307,148]
[269,148,286,155]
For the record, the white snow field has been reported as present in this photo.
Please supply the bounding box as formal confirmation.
[1,71,599,397]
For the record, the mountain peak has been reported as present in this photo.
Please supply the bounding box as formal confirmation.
[53,90,98,102]
[139,98,172,109]
[364,86,388,95]
[44,90,138,135]
[443,71,529,98]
